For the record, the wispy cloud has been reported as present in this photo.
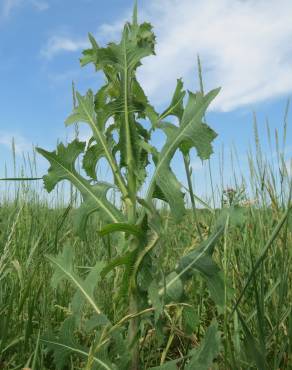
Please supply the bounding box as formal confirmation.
[0,132,33,154]
[1,0,49,19]
[40,35,88,60]
[40,18,127,61]
[93,0,292,112]
[39,0,292,112]
[138,0,292,111]
[40,11,129,61]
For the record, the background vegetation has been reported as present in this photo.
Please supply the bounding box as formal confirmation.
[1,114,291,369]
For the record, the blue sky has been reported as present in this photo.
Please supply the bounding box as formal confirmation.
[1,0,292,200]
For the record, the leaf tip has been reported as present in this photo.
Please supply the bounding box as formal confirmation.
[132,0,138,25]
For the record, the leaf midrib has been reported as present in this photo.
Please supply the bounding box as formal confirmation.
[47,256,102,315]
[41,339,113,370]
[78,95,129,199]
[47,153,121,223]
[159,226,224,296]
[146,91,216,201]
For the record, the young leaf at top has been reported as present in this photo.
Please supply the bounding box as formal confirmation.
[82,142,106,181]
[79,19,157,197]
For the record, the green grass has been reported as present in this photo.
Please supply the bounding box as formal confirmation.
[0,118,292,369]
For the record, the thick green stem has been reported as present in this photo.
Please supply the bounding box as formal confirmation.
[128,289,140,370]
[127,233,159,369]
[125,197,139,369]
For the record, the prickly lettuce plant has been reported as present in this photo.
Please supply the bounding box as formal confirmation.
[37,4,225,369]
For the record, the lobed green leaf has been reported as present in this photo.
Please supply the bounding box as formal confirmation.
[36,139,125,237]
[147,88,220,222]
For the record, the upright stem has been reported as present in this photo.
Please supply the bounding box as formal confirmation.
[126,197,139,369]
[128,290,140,370]
[126,231,158,369]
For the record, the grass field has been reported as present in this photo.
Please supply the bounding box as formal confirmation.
[0,115,291,369]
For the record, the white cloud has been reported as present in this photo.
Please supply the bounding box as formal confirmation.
[1,0,49,18]
[0,132,33,154]
[39,0,292,112]
[94,0,292,112]
[40,16,127,61]
[40,35,88,59]
[39,7,132,61]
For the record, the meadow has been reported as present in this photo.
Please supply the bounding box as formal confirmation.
[0,5,292,370]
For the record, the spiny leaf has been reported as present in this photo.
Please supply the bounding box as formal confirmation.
[147,88,219,222]
[132,78,155,120]
[72,182,124,238]
[36,139,125,237]
[64,91,126,195]
[65,90,97,127]
[71,261,106,317]
[42,317,114,370]
[83,143,106,180]
[42,317,86,370]
[41,338,113,370]
[37,139,85,192]
[66,89,109,132]
[80,33,99,67]
[179,91,219,157]
[79,22,156,189]
[47,245,102,316]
